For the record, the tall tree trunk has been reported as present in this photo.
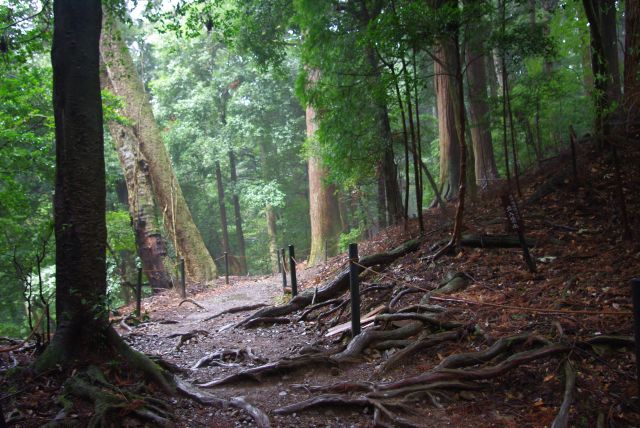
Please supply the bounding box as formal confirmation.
[376,165,387,230]
[257,139,279,273]
[307,70,341,266]
[364,46,404,224]
[265,205,279,272]
[624,0,640,134]
[486,48,499,100]
[104,117,173,289]
[228,151,247,275]
[434,42,462,200]
[582,0,622,134]
[100,16,217,282]
[215,160,230,256]
[465,4,499,188]
[40,0,107,367]
[402,56,424,232]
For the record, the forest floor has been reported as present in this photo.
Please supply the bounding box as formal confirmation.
[2,140,640,427]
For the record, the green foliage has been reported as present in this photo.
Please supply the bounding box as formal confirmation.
[107,210,136,252]
[0,16,55,336]
[339,226,364,252]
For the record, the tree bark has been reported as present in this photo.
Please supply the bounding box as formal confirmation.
[229,151,248,275]
[465,5,499,188]
[257,139,280,273]
[104,118,173,289]
[40,0,107,367]
[215,161,230,256]
[402,56,424,232]
[624,0,640,134]
[376,166,387,230]
[434,41,461,200]
[368,56,404,224]
[100,16,217,282]
[307,69,342,266]
[582,0,622,134]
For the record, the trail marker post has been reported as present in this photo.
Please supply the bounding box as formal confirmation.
[289,245,297,297]
[280,248,288,292]
[349,243,361,337]
[180,258,186,299]
[136,267,142,317]
[224,252,229,285]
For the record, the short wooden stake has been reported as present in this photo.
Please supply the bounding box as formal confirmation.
[280,248,288,292]
[224,252,229,285]
[289,244,297,297]
[632,278,640,396]
[136,267,142,317]
[180,258,186,299]
[349,243,361,337]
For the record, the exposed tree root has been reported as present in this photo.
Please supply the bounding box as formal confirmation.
[179,298,206,309]
[273,394,420,427]
[379,330,462,374]
[107,327,175,394]
[332,322,424,363]
[379,343,570,391]
[119,314,133,332]
[236,239,421,328]
[457,234,536,248]
[167,329,209,351]
[434,333,546,370]
[175,377,270,428]
[375,313,462,330]
[55,366,173,428]
[202,303,269,322]
[297,298,343,321]
[284,335,640,424]
[396,304,446,313]
[551,361,576,428]
[242,317,291,328]
[192,347,266,369]
[389,286,430,308]
[318,299,350,326]
[198,354,338,388]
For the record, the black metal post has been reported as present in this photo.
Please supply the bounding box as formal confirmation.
[277,250,281,273]
[136,267,142,317]
[280,248,288,292]
[289,244,297,297]
[224,252,229,285]
[349,243,361,336]
[180,258,186,299]
[632,278,640,395]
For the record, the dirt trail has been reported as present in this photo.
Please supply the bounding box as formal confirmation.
[119,271,374,427]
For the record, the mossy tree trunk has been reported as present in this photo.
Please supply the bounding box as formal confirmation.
[100,16,217,283]
[104,108,173,289]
